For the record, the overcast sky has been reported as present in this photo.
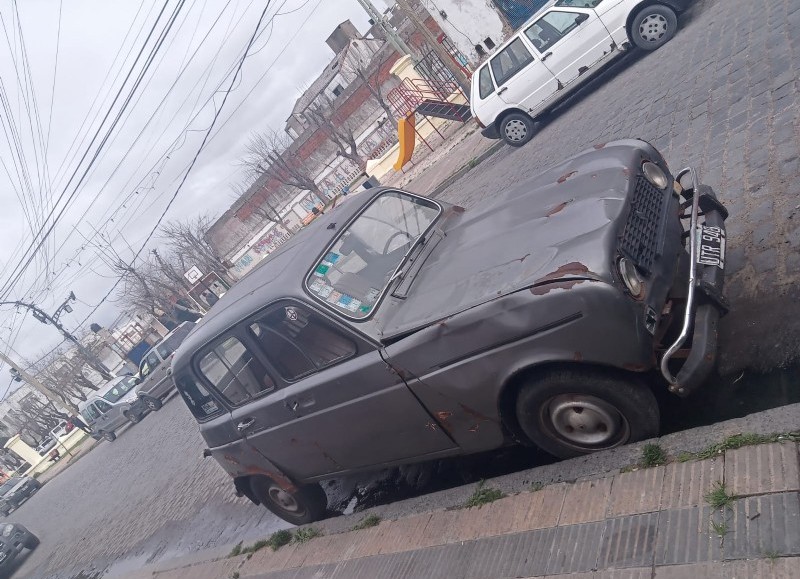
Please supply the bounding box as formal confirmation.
[0,0,388,390]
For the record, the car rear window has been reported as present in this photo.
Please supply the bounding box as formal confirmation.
[198,337,276,406]
[175,374,223,420]
[490,38,534,86]
[305,191,440,319]
[478,65,495,100]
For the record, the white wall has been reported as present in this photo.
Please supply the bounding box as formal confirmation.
[423,0,506,64]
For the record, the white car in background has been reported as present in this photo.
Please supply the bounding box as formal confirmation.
[471,0,691,146]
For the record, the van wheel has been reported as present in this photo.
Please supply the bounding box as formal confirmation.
[102,431,116,443]
[250,476,327,525]
[630,4,678,51]
[124,411,141,424]
[499,112,535,147]
[515,367,659,459]
[143,396,162,411]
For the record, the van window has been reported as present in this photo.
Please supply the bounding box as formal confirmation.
[175,374,222,419]
[249,305,357,381]
[82,405,99,422]
[199,337,275,406]
[158,323,194,358]
[102,376,138,403]
[526,11,584,52]
[490,38,535,86]
[95,400,112,413]
[140,351,160,377]
[478,65,495,100]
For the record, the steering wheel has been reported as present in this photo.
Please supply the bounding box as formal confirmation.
[383,231,414,255]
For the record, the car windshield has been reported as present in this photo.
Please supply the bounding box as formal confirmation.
[102,376,138,403]
[306,191,440,318]
[157,324,192,358]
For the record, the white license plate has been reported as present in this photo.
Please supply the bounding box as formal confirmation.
[696,225,725,268]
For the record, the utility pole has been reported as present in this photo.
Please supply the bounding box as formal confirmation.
[393,0,471,93]
[354,0,417,57]
[1,298,113,380]
[0,352,74,413]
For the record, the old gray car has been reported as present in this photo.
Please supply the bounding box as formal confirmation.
[135,321,195,408]
[172,139,728,524]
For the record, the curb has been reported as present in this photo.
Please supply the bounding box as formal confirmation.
[428,140,505,198]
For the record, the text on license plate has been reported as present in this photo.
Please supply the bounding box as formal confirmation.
[696,225,725,268]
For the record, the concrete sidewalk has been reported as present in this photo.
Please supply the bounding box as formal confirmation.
[142,431,800,579]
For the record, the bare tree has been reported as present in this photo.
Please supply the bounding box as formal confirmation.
[159,216,233,285]
[241,130,322,196]
[229,180,290,229]
[303,94,365,168]
[111,255,180,325]
[341,49,399,122]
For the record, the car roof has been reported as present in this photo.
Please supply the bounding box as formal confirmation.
[172,188,389,374]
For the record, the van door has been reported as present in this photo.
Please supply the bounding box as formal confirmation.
[210,303,456,481]
[93,399,117,431]
[490,37,558,116]
[523,7,614,87]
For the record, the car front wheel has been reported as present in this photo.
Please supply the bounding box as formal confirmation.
[124,411,141,425]
[499,112,535,147]
[515,367,659,459]
[102,431,116,443]
[143,396,162,411]
[630,4,678,51]
[250,476,327,525]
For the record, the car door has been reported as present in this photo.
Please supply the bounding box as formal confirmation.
[523,7,614,87]
[215,302,457,481]
[93,399,121,431]
[489,36,559,115]
[140,349,169,394]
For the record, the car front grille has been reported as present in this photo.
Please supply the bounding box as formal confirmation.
[619,175,667,274]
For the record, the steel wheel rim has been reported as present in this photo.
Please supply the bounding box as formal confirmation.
[504,119,528,142]
[146,399,158,410]
[103,432,114,442]
[543,394,629,449]
[268,485,302,514]
[639,13,668,43]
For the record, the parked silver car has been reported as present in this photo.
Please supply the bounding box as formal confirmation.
[78,376,149,442]
[135,322,195,407]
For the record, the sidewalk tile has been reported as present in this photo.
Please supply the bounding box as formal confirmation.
[476,492,534,537]
[154,558,241,579]
[419,508,463,547]
[661,459,723,509]
[558,478,613,525]
[599,512,659,569]
[546,521,606,575]
[724,492,800,560]
[607,467,665,517]
[523,483,568,530]
[305,530,359,566]
[295,534,334,567]
[654,505,722,565]
[378,512,433,554]
[653,562,724,578]
[284,539,319,569]
[349,522,392,560]
[239,542,298,574]
[463,531,531,578]
[722,557,800,578]
[595,569,652,579]
[724,442,800,496]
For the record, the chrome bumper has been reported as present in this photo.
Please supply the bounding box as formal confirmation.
[660,167,729,396]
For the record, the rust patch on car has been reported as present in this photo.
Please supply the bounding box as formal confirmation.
[546,200,571,217]
[437,411,453,421]
[530,279,585,295]
[536,262,590,283]
[573,351,583,361]
[452,205,466,213]
[243,466,298,492]
[557,170,577,184]
[460,403,494,432]
[594,142,606,149]
[223,454,240,465]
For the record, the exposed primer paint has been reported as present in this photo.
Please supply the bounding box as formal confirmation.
[557,170,578,184]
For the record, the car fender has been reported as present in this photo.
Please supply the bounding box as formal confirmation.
[208,439,298,503]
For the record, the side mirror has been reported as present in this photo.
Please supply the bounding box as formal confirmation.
[575,13,589,25]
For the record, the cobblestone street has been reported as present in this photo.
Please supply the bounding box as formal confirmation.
[8,0,800,577]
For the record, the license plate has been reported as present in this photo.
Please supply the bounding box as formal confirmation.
[696,225,725,268]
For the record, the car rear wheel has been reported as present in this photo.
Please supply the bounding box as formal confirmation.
[499,112,535,147]
[143,396,162,411]
[102,430,116,443]
[515,367,659,459]
[124,411,141,424]
[630,4,678,51]
[250,476,327,525]
[24,534,39,549]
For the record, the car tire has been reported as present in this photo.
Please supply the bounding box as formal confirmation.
[24,534,39,549]
[102,431,116,443]
[630,4,678,51]
[250,476,328,526]
[124,411,141,425]
[515,367,659,459]
[0,509,9,517]
[499,112,535,147]
[143,396,162,412]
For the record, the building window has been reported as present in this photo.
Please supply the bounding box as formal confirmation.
[332,84,344,97]
[475,44,486,57]
[484,37,496,50]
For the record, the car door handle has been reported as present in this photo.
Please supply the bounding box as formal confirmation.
[541,51,553,62]
[497,86,508,95]
[236,418,256,431]
[286,399,299,412]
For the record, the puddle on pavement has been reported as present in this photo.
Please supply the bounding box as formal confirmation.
[332,364,799,515]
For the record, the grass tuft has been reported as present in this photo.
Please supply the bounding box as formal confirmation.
[681,432,800,462]
[463,481,506,509]
[530,482,545,492]
[710,520,728,537]
[764,549,780,562]
[351,514,381,531]
[294,527,322,544]
[704,481,736,509]
[266,529,293,551]
[228,542,242,558]
[641,443,668,467]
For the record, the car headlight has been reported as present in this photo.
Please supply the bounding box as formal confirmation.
[642,161,669,190]
[2,524,13,537]
[618,257,644,298]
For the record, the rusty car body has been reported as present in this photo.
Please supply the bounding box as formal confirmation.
[172,139,728,524]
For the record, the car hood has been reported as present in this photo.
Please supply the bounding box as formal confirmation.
[373,140,659,338]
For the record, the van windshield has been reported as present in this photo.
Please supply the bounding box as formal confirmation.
[102,376,138,403]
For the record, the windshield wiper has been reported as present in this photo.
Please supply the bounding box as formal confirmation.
[388,234,428,286]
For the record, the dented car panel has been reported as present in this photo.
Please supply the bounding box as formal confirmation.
[172,139,727,510]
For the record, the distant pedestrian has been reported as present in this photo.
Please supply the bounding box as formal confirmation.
[69,415,92,434]
[203,291,219,307]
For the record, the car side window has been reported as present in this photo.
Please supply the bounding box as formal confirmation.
[490,38,535,86]
[198,336,275,406]
[478,65,495,99]
[82,405,99,421]
[95,400,112,413]
[175,374,222,419]
[147,351,161,368]
[249,304,357,382]
[555,0,603,7]
[526,11,584,52]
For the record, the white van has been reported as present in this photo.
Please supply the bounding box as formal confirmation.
[471,0,691,146]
